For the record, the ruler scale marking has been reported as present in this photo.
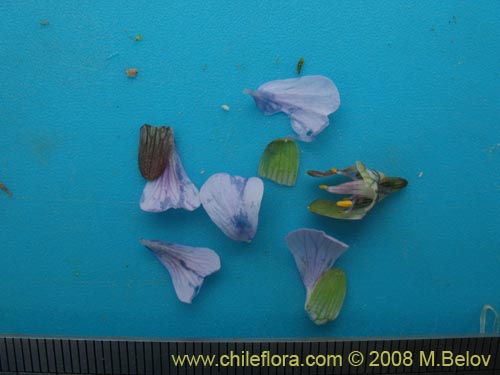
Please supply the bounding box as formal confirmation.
[0,337,499,374]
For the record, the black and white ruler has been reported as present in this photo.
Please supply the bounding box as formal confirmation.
[0,335,498,374]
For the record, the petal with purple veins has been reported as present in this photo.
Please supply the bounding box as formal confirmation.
[245,75,340,142]
[200,173,264,242]
[140,146,200,212]
[285,228,348,294]
[140,239,221,303]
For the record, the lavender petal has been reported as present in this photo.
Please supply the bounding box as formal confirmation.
[140,146,200,212]
[200,173,264,242]
[140,239,221,304]
[246,75,340,141]
[285,228,348,293]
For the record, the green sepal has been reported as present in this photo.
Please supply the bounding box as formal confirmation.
[380,176,409,193]
[258,138,299,186]
[306,268,346,325]
[308,199,369,220]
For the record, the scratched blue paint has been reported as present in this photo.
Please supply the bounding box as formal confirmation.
[0,1,499,338]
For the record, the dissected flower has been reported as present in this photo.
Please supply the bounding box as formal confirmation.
[244,75,340,142]
[139,124,200,212]
[258,138,299,186]
[308,161,408,220]
[286,228,348,325]
[200,173,264,242]
[140,239,221,303]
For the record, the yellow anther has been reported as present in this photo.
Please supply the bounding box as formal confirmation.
[330,168,337,173]
[336,200,353,208]
[319,184,328,190]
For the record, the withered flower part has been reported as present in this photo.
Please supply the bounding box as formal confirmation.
[138,125,200,212]
[138,124,174,181]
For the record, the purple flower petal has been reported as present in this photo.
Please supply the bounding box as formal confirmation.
[140,146,200,212]
[140,239,221,303]
[246,75,340,142]
[285,228,348,294]
[324,180,375,197]
[200,173,264,242]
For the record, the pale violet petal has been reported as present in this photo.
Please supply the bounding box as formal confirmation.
[285,228,348,294]
[200,173,264,242]
[140,147,200,212]
[246,76,340,141]
[289,109,330,142]
[140,239,221,303]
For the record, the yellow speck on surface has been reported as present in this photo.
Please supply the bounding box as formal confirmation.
[221,104,230,111]
[40,20,49,26]
[319,185,328,190]
[125,68,138,78]
[135,34,143,41]
[330,168,337,173]
[336,200,353,208]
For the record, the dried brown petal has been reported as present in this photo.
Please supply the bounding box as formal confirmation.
[138,124,174,180]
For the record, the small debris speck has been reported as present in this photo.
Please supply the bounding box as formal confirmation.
[297,57,305,75]
[200,170,205,175]
[488,143,500,153]
[418,171,424,178]
[126,68,138,78]
[106,52,119,61]
[135,34,143,41]
[40,20,50,26]
[0,182,12,197]
[202,64,207,71]
[221,104,230,111]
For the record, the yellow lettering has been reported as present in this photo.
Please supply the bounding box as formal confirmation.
[250,354,260,366]
[455,354,465,366]
[441,351,454,367]
[420,351,435,366]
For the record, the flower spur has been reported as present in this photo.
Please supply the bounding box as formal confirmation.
[307,161,408,220]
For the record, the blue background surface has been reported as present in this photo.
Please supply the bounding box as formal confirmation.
[1,1,499,338]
